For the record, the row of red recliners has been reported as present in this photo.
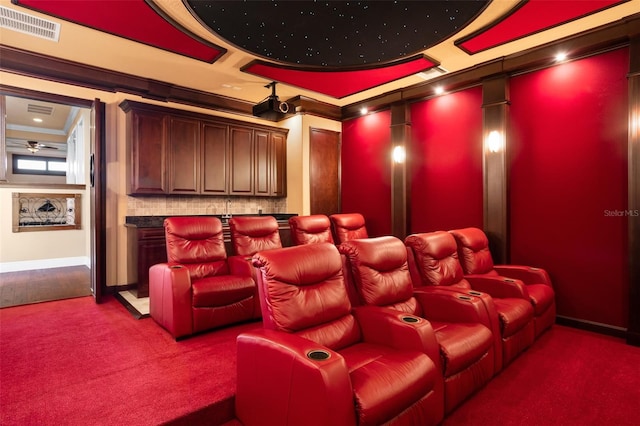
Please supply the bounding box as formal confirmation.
[149,213,368,339]
[149,213,555,425]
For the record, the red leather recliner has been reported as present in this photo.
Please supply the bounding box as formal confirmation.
[449,227,556,338]
[228,216,282,256]
[329,213,368,243]
[288,214,334,245]
[149,217,258,339]
[405,231,535,369]
[236,242,445,426]
[339,236,495,414]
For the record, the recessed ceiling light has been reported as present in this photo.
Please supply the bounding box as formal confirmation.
[555,52,568,62]
[360,107,368,115]
[434,86,445,95]
[33,118,43,123]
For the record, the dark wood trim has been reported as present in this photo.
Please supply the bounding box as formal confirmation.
[556,315,627,340]
[286,95,342,121]
[0,183,86,190]
[482,76,509,264]
[119,99,288,135]
[627,35,640,347]
[90,99,106,303]
[390,103,411,240]
[0,45,254,115]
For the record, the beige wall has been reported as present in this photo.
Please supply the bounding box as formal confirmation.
[0,72,341,287]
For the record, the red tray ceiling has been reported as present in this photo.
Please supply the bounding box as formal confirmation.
[14,0,225,63]
[456,0,628,54]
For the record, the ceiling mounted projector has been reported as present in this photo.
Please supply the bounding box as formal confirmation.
[253,81,290,121]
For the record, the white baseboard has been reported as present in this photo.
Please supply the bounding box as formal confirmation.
[0,256,90,273]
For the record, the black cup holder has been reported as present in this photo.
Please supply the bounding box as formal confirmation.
[468,290,482,296]
[307,350,331,361]
[401,316,420,324]
[169,265,183,269]
[458,295,472,301]
[504,278,516,283]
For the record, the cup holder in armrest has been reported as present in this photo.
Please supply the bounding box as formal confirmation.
[458,295,472,301]
[169,265,183,269]
[307,349,331,361]
[504,278,516,283]
[401,315,420,324]
[468,290,483,296]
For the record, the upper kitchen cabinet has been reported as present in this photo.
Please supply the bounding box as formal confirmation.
[168,116,200,194]
[120,100,288,197]
[125,106,167,195]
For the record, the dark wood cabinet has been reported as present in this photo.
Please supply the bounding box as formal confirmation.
[229,126,254,195]
[120,100,287,197]
[168,116,200,194]
[127,227,167,298]
[270,131,287,197]
[201,122,229,194]
[127,110,167,194]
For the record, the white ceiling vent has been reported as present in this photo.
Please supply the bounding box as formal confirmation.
[27,103,54,115]
[0,6,60,42]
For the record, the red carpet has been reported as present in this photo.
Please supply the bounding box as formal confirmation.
[0,296,260,425]
[444,325,640,425]
[2,296,639,425]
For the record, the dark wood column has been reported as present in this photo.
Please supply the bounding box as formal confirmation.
[390,102,411,239]
[627,35,640,346]
[482,76,510,264]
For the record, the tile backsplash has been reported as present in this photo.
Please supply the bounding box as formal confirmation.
[126,196,288,217]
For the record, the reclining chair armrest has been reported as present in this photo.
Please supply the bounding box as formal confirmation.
[353,305,441,370]
[236,329,355,426]
[493,265,553,286]
[413,289,492,326]
[227,255,256,278]
[149,263,193,339]
[465,275,530,300]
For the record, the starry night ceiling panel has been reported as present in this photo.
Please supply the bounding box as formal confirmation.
[186,0,487,98]
[186,1,488,67]
[455,0,629,54]
[14,0,226,63]
[243,55,438,99]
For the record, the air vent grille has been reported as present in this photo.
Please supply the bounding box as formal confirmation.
[0,5,60,42]
[27,104,54,115]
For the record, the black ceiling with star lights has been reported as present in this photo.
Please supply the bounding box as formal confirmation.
[184,1,489,68]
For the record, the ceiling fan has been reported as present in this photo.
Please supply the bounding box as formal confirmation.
[26,140,58,154]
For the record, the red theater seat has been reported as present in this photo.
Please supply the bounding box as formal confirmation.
[149,217,258,339]
[405,231,535,369]
[339,236,495,413]
[329,212,368,243]
[236,243,445,426]
[449,227,556,338]
[288,214,334,245]
[228,216,282,256]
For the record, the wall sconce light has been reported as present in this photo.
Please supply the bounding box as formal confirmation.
[486,130,504,153]
[392,145,406,163]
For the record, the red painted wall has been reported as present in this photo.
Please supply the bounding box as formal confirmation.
[410,86,484,233]
[341,110,392,236]
[509,48,629,327]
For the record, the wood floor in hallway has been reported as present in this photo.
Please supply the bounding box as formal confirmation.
[0,266,92,308]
